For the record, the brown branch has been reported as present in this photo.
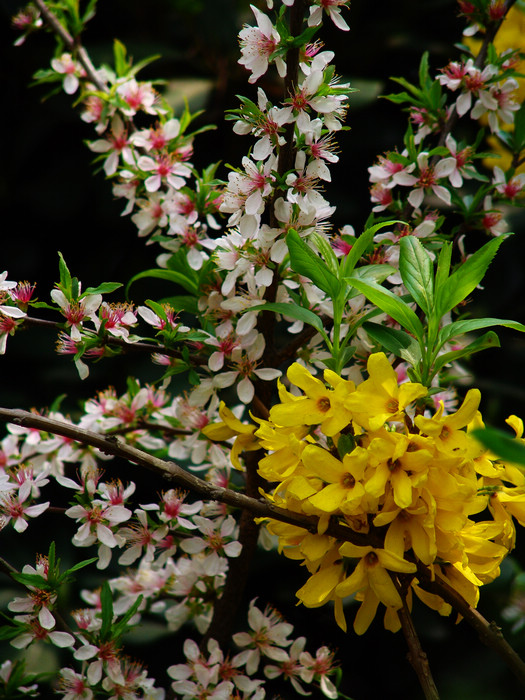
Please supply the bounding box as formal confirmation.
[393,574,440,700]
[416,562,525,688]
[33,0,108,93]
[0,406,370,546]
[22,315,208,364]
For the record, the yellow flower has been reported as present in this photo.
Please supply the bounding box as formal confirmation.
[336,543,417,602]
[344,352,427,431]
[365,430,432,508]
[268,363,354,436]
[414,388,481,457]
[380,495,438,566]
[302,444,368,515]
[201,401,259,469]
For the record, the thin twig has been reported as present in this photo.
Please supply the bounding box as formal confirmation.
[393,574,440,700]
[33,0,108,92]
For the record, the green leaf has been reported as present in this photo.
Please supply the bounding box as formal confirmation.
[57,251,72,294]
[247,302,326,335]
[472,427,525,467]
[99,581,114,642]
[434,241,452,294]
[286,229,339,298]
[436,236,508,317]
[349,278,424,338]
[341,220,405,279]
[432,330,500,374]
[161,295,199,315]
[82,282,122,297]
[363,322,422,366]
[437,316,525,347]
[61,557,98,578]
[11,573,52,590]
[111,595,144,640]
[126,269,198,297]
[513,101,525,151]
[399,236,434,317]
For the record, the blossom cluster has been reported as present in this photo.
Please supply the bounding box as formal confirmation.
[246,352,525,634]
[4,0,525,698]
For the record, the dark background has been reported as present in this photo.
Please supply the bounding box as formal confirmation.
[1,1,525,698]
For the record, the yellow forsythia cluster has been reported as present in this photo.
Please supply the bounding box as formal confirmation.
[212,352,525,635]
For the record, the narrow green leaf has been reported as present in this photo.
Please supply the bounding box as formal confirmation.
[472,427,525,467]
[434,241,452,294]
[126,269,198,297]
[286,229,339,297]
[437,316,525,347]
[311,232,339,276]
[161,295,199,315]
[248,302,326,335]
[61,557,98,577]
[11,573,52,590]
[399,236,434,317]
[341,220,405,279]
[82,282,122,297]
[57,252,72,293]
[363,321,422,366]
[100,581,114,642]
[349,278,424,338]
[436,236,507,317]
[432,330,500,374]
[112,595,144,640]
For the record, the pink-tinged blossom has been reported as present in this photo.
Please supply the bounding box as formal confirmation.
[81,93,110,134]
[238,6,285,84]
[264,636,309,695]
[74,640,124,687]
[438,59,498,117]
[368,153,415,187]
[233,88,293,161]
[11,616,74,650]
[299,646,338,699]
[370,182,394,212]
[50,288,102,342]
[309,0,350,31]
[493,166,525,200]
[131,193,171,237]
[130,118,182,151]
[88,115,134,176]
[481,195,508,236]
[137,153,192,193]
[94,302,137,340]
[50,53,86,94]
[233,600,293,675]
[58,668,93,700]
[179,514,242,558]
[116,78,162,117]
[117,509,168,566]
[394,152,456,209]
[65,500,131,551]
[471,78,520,132]
[0,489,49,533]
[220,156,276,224]
[445,134,474,188]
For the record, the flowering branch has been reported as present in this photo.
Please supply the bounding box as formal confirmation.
[32,0,107,92]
